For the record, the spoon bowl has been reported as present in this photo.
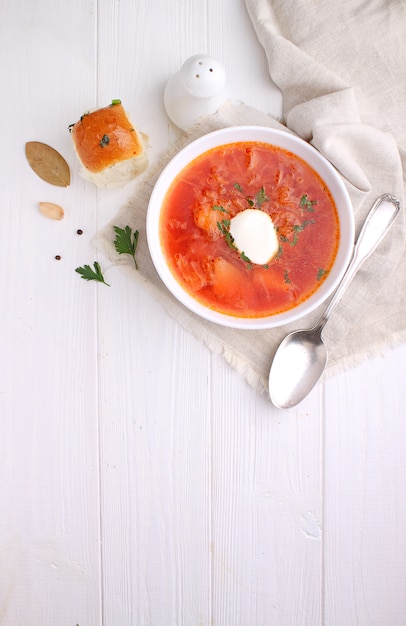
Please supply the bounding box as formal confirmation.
[269,327,326,409]
[268,194,401,409]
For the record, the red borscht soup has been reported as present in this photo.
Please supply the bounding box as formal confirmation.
[159,141,340,318]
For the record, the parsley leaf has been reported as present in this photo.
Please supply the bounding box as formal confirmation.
[75,262,110,286]
[317,268,328,281]
[240,251,253,268]
[290,233,299,247]
[217,219,236,249]
[216,218,254,268]
[293,219,315,232]
[255,186,269,208]
[300,194,317,211]
[113,225,139,269]
[100,135,110,147]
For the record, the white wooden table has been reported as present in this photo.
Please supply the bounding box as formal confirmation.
[1,1,405,624]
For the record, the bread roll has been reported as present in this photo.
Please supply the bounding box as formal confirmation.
[69,100,148,187]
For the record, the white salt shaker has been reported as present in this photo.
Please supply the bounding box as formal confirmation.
[164,54,230,130]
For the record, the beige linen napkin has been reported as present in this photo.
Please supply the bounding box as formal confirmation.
[98,1,405,394]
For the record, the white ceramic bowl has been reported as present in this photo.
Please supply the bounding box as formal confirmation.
[146,126,354,329]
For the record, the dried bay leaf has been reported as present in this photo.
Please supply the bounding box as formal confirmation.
[25,141,70,187]
[39,202,64,220]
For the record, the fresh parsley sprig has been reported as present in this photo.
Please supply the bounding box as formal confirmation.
[113,225,139,269]
[75,261,110,286]
[74,225,139,287]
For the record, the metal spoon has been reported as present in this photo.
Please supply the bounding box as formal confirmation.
[269,193,401,409]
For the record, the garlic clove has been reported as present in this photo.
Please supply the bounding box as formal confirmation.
[39,202,65,220]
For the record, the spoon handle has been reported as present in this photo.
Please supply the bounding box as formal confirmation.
[318,193,401,329]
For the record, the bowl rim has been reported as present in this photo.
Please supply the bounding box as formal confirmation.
[146,125,355,329]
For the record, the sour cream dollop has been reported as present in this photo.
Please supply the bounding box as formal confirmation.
[229,209,279,265]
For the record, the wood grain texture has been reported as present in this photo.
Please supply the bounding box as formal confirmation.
[324,348,406,625]
[0,0,405,624]
[0,1,101,625]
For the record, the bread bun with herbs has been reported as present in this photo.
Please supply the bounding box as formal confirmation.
[69,100,148,187]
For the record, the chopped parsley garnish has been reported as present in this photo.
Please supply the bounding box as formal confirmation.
[284,269,291,284]
[279,219,315,246]
[216,219,235,250]
[216,218,253,268]
[217,218,231,232]
[300,194,317,211]
[293,219,315,232]
[100,134,110,147]
[255,186,269,208]
[317,268,328,281]
[233,184,270,209]
[275,244,283,258]
[240,251,253,268]
[213,185,274,268]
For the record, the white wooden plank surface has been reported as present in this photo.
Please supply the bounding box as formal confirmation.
[0,0,405,625]
[0,2,102,625]
[324,347,406,625]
